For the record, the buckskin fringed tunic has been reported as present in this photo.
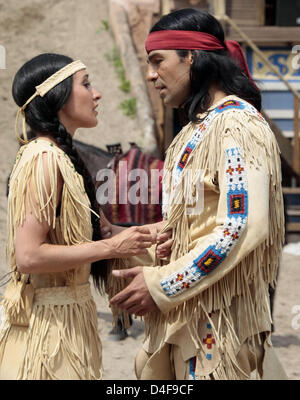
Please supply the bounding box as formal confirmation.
[0,139,102,380]
[137,96,287,380]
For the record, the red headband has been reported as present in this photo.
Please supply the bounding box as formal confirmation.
[145,30,252,79]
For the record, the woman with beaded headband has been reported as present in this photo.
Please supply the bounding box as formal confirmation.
[110,9,287,380]
[0,53,165,380]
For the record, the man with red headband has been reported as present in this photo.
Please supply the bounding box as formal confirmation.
[110,9,287,380]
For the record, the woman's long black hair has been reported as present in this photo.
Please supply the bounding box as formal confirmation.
[150,9,261,121]
[12,53,107,292]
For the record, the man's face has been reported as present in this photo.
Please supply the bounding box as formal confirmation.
[146,49,192,108]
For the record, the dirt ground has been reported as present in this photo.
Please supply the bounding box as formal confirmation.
[0,0,299,381]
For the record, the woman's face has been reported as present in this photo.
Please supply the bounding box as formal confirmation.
[58,69,101,135]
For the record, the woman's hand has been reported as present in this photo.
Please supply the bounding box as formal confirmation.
[100,215,173,259]
[107,226,156,258]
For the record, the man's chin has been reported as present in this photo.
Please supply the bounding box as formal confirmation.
[162,95,171,106]
[162,97,179,108]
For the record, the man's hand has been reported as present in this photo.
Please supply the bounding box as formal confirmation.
[156,232,173,259]
[109,267,159,316]
[144,221,173,259]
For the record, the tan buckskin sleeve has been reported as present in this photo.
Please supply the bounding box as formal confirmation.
[143,131,270,314]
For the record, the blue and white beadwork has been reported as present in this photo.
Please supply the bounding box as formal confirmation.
[172,111,216,187]
[215,99,245,113]
[161,147,248,297]
[163,99,264,218]
[171,98,265,189]
[189,357,196,380]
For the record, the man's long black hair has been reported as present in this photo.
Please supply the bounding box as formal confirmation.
[12,53,108,292]
[150,9,261,122]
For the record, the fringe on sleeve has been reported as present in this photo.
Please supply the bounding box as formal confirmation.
[6,141,94,273]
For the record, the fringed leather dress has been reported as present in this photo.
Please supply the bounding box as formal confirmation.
[0,139,102,380]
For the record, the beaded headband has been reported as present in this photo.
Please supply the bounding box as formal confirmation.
[15,60,86,144]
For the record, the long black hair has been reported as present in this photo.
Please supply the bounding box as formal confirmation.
[12,53,108,292]
[150,9,261,121]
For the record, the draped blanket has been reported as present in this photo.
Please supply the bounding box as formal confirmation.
[101,145,164,225]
